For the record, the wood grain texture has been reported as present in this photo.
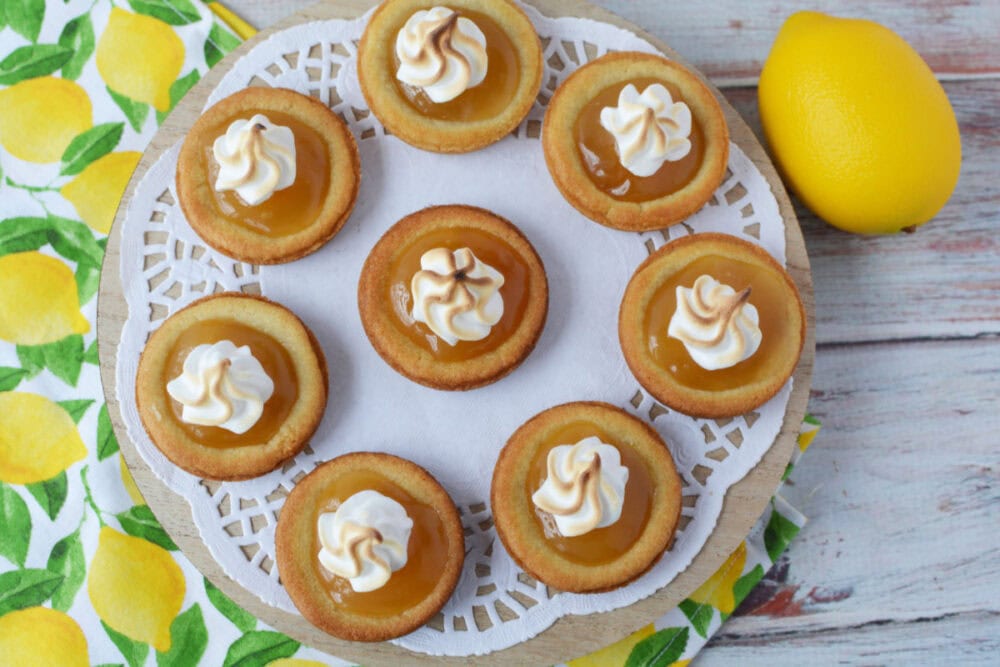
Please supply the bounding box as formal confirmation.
[699,338,1000,664]
[96,1,813,665]
[228,0,1000,83]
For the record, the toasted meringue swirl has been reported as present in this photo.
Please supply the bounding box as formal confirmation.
[599,83,693,177]
[667,274,762,370]
[531,436,629,537]
[410,247,504,346]
[317,490,413,593]
[212,114,296,206]
[165,340,275,434]
[395,7,488,103]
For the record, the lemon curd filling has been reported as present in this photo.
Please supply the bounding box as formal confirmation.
[389,9,521,122]
[526,421,654,566]
[163,319,298,448]
[310,470,447,616]
[575,77,706,202]
[388,227,531,361]
[202,110,330,237]
[644,255,792,391]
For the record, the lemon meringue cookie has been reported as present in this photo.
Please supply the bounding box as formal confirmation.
[213,114,296,206]
[317,490,414,593]
[410,247,505,346]
[668,275,762,370]
[531,436,629,537]
[395,7,488,104]
[357,0,544,152]
[600,83,693,177]
[166,340,275,434]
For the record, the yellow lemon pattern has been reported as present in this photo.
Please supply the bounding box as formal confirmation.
[0,252,90,345]
[0,392,87,484]
[88,526,186,652]
[61,151,142,233]
[97,8,185,112]
[0,77,92,163]
[0,607,89,667]
[687,542,748,615]
[567,624,655,667]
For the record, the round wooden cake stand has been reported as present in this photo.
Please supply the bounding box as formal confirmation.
[98,1,815,664]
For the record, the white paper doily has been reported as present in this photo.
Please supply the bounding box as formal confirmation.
[116,3,790,657]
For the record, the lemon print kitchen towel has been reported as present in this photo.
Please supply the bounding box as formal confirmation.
[0,2,819,664]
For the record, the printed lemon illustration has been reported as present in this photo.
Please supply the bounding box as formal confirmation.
[0,77,92,163]
[0,607,89,667]
[686,542,747,614]
[119,453,147,505]
[759,11,961,234]
[97,8,185,112]
[0,392,87,484]
[567,623,655,667]
[0,252,90,345]
[88,526,186,652]
[61,151,142,233]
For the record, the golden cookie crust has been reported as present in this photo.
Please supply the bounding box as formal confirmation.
[176,87,360,264]
[491,401,681,593]
[275,452,465,642]
[357,204,548,390]
[543,51,729,231]
[135,293,328,480]
[619,233,806,418]
[357,0,543,153]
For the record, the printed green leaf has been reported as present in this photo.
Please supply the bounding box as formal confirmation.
[625,626,689,667]
[204,23,241,68]
[84,339,100,365]
[108,87,150,134]
[47,215,105,267]
[76,261,101,306]
[764,507,801,563]
[98,404,120,461]
[156,69,200,124]
[58,399,94,423]
[0,216,50,255]
[58,12,95,80]
[95,664,126,667]
[205,578,256,633]
[0,484,31,567]
[222,631,299,667]
[60,123,125,176]
[128,0,200,26]
[156,604,208,667]
[0,569,63,615]
[0,44,74,85]
[3,0,45,43]
[17,334,85,386]
[103,620,149,667]
[678,598,714,639]
[117,504,178,551]
[47,527,86,611]
[26,471,68,520]
[732,564,766,610]
[0,366,29,391]
[803,413,821,426]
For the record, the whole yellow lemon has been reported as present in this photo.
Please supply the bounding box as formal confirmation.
[0,251,90,345]
[0,392,87,484]
[0,607,89,667]
[0,77,92,164]
[88,526,185,652]
[97,8,185,112]
[759,12,961,234]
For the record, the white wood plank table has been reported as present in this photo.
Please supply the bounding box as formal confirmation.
[223,1,1000,663]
